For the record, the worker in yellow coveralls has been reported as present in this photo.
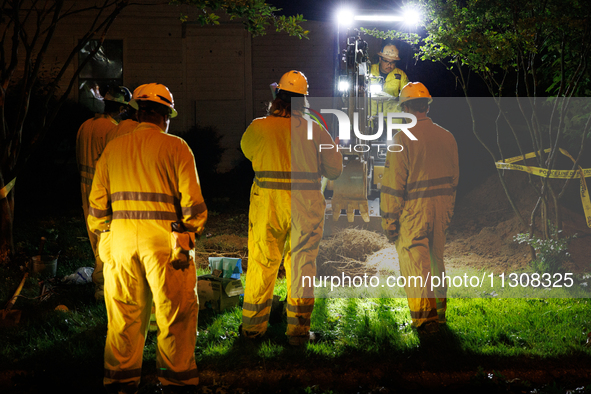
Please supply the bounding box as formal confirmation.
[241,70,343,346]
[76,86,129,300]
[88,83,207,393]
[370,43,409,118]
[380,82,459,335]
[105,86,139,145]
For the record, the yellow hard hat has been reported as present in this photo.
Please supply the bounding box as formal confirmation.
[130,83,178,118]
[276,70,309,95]
[399,82,433,104]
[377,44,400,62]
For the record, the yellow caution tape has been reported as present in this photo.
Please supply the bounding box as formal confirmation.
[0,178,16,200]
[495,149,591,228]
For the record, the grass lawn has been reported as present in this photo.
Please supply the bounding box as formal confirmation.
[1,207,591,393]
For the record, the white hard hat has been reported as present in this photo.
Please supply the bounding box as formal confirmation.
[399,82,433,104]
[276,70,309,95]
[130,83,178,118]
[377,44,400,62]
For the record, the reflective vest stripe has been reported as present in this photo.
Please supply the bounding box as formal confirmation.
[242,314,271,326]
[112,211,179,221]
[104,368,142,380]
[381,185,404,197]
[380,208,399,220]
[287,316,311,327]
[81,176,93,186]
[79,164,94,175]
[242,299,273,312]
[110,192,205,216]
[182,202,207,216]
[382,185,455,200]
[255,171,320,180]
[89,206,112,218]
[156,367,199,381]
[407,188,455,199]
[286,303,314,313]
[410,308,437,320]
[254,178,320,191]
[407,176,455,191]
[112,191,177,204]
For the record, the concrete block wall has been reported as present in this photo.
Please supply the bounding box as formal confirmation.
[4,1,335,172]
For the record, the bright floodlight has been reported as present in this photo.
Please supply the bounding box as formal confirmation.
[403,9,421,25]
[354,15,403,22]
[337,9,354,26]
[370,83,383,94]
[338,79,350,92]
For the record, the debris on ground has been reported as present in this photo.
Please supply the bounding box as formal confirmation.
[317,228,391,277]
[195,234,248,270]
[62,266,94,285]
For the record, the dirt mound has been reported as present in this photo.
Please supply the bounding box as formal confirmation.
[195,234,248,269]
[312,170,590,276]
[198,170,590,276]
[317,228,391,277]
[448,170,591,273]
[365,246,400,275]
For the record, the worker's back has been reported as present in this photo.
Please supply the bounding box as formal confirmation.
[91,122,206,251]
[241,114,342,198]
[389,115,459,238]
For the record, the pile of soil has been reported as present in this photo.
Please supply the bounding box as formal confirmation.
[196,170,591,277]
[315,170,591,276]
[316,228,391,277]
[447,170,591,273]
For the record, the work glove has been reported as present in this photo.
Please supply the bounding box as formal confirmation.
[171,222,195,270]
[385,222,399,243]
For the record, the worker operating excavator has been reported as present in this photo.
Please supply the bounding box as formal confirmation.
[369,43,409,122]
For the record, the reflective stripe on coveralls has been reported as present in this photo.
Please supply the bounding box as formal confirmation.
[380,117,458,327]
[88,122,207,388]
[76,114,119,297]
[241,114,342,338]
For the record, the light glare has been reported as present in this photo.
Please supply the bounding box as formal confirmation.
[337,9,354,26]
[370,83,383,94]
[403,9,421,25]
[354,15,403,22]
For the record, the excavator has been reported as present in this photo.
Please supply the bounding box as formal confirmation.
[322,28,396,236]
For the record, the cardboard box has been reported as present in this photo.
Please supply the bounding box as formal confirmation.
[197,274,244,312]
[208,257,242,279]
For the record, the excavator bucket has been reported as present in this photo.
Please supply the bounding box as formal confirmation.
[324,153,382,237]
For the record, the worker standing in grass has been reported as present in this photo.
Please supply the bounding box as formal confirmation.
[76,86,129,301]
[240,70,342,346]
[380,82,459,335]
[88,83,207,393]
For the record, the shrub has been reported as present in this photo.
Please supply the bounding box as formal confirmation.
[513,223,576,274]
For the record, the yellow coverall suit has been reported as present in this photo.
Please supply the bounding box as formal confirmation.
[76,114,118,298]
[241,113,342,338]
[88,122,207,388]
[370,63,409,118]
[104,118,160,331]
[106,118,139,145]
[380,115,459,327]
